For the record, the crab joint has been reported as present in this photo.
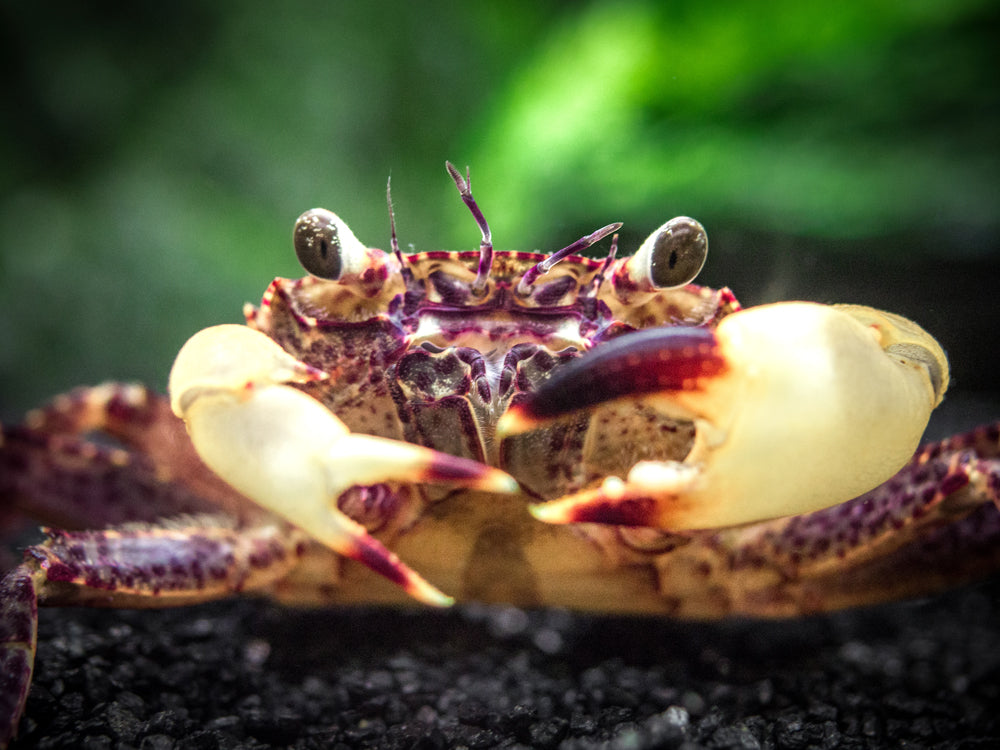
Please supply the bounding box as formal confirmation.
[170,325,521,606]
[504,303,949,531]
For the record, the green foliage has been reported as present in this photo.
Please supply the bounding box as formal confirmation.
[462,0,998,242]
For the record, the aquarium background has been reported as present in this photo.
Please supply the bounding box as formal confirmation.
[1,0,997,416]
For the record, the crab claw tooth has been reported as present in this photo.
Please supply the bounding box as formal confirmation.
[497,327,725,437]
[427,454,522,494]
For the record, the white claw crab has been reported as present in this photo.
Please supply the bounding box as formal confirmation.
[3,162,997,750]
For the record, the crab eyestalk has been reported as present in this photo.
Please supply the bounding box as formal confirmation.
[499,302,949,532]
[170,325,521,606]
[293,209,369,281]
[611,217,709,304]
[292,208,402,301]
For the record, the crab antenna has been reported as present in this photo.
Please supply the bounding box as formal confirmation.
[446,161,493,295]
[586,232,620,297]
[386,176,413,283]
[387,177,402,262]
[516,222,622,297]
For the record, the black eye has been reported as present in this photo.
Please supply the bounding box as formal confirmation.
[294,209,343,280]
[647,217,708,288]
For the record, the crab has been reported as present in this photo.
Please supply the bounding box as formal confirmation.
[2,164,999,746]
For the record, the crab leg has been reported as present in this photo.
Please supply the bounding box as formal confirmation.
[498,302,949,531]
[639,423,1000,618]
[0,567,34,747]
[0,518,308,747]
[0,384,250,530]
[170,324,520,606]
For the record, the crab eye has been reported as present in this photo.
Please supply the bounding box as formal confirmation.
[642,217,708,289]
[294,208,346,280]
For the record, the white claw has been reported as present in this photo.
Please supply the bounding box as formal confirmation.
[677,302,948,525]
[169,325,517,606]
[530,302,949,531]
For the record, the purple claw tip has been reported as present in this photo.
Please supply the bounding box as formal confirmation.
[534,496,658,528]
[515,326,724,422]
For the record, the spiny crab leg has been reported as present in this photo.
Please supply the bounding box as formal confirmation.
[170,324,520,606]
[498,302,950,531]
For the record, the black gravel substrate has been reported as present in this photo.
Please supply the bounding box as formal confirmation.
[10,574,1000,749]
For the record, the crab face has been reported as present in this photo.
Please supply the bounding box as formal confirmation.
[3,163,999,748]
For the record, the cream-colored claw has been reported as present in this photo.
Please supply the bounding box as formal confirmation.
[501,302,949,531]
[170,325,520,606]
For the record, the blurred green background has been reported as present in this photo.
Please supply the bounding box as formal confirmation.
[1,0,997,419]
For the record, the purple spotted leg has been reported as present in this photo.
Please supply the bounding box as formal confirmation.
[0,384,284,745]
[0,567,35,747]
[649,422,1000,618]
[0,519,307,745]
[0,383,255,531]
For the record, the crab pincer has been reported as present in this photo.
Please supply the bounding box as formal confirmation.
[498,302,949,531]
[169,324,520,606]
